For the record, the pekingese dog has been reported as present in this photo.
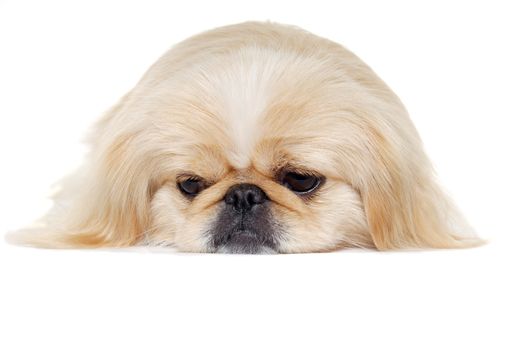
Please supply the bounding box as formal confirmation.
[9,22,480,253]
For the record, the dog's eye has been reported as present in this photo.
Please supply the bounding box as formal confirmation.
[281,172,321,194]
[178,178,206,197]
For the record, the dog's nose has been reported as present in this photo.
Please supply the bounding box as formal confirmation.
[224,183,268,211]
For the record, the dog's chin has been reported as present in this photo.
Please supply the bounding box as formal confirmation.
[214,230,278,255]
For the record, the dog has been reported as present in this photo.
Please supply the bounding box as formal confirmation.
[8,22,481,253]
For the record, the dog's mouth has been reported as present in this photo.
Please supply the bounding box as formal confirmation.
[213,229,277,254]
[210,201,280,254]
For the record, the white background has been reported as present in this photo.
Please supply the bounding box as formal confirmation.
[1,1,526,349]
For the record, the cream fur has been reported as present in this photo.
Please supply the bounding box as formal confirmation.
[7,21,482,252]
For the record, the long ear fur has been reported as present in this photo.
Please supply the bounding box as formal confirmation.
[359,124,482,250]
[6,93,151,248]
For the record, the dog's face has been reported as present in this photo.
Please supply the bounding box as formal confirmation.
[136,46,374,253]
[12,22,478,253]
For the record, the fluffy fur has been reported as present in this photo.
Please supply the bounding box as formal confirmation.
[8,22,481,253]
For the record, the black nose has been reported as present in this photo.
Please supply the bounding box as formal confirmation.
[224,183,268,211]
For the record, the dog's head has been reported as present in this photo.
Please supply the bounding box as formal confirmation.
[12,22,478,253]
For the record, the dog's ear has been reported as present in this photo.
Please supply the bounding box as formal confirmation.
[357,125,481,250]
[7,93,152,248]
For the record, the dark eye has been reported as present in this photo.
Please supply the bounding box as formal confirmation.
[281,172,321,194]
[178,178,206,197]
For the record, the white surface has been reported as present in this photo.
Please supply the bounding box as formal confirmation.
[0,1,525,349]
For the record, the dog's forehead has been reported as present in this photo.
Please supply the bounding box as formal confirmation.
[190,48,336,170]
[160,46,357,177]
[208,50,284,169]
